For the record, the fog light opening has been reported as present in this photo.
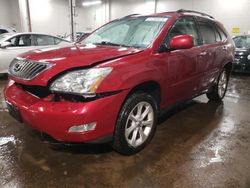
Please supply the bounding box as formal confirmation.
[68,122,96,133]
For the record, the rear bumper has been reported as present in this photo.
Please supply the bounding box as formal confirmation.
[4,81,129,142]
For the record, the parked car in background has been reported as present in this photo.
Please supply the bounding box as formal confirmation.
[76,32,90,42]
[233,35,250,73]
[63,32,90,42]
[0,32,70,74]
[0,26,15,35]
[4,10,234,155]
[0,28,10,35]
[76,32,86,39]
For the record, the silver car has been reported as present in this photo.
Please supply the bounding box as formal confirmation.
[0,32,70,74]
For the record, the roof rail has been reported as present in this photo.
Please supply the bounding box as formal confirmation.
[177,9,214,19]
[123,14,140,19]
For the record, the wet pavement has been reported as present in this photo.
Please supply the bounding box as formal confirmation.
[0,75,250,188]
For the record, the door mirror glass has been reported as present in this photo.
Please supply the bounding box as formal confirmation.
[169,34,194,50]
[0,41,11,48]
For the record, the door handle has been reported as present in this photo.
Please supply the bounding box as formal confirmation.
[222,45,228,50]
[199,51,207,56]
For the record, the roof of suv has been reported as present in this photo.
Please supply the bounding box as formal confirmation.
[125,9,215,21]
[157,9,213,18]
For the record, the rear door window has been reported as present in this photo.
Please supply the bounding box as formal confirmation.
[198,21,216,44]
[217,26,227,41]
[35,35,55,46]
[54,37,66,44]
[214,28,221,42]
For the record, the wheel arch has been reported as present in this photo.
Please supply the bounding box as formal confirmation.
[125,81,161,113]
[224,62,233,77]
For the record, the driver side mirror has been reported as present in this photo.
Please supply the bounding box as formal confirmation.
[0,41,11,49]
[169,35,194,50]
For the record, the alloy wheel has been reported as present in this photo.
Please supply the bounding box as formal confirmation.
[218,71,227,98]
[125,102,154,148]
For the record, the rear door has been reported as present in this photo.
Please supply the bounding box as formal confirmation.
[214,25,230,70]
[196,18,221,91]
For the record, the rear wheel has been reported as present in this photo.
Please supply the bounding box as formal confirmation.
[112,92,157,155]
[206,69,229,101]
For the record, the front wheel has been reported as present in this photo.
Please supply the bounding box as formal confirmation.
[206,69,229,101]
[112,92,158,155]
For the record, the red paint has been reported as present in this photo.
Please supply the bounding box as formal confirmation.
[169,35,194,50]
[4,82,129,142]
[4,11,235,143]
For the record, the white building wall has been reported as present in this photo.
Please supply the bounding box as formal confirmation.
[9,0,21,31]
[0,0,12,28]
[75,2,107,32]
[1,0,250,36]
[157,0,250,35]
[157,0,193,12]
[110,0,156,19]
[28,0,70,36]
[0,0,20,31]
[28,0,108,35]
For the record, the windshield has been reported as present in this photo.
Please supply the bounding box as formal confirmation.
[82,17,169,48]
[233,36,250,49]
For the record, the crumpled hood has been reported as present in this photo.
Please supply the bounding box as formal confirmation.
[21,43,142,67]
[11,43,143,86]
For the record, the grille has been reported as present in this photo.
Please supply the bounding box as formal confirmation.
[9,58,53,80]
[235,54,245,60]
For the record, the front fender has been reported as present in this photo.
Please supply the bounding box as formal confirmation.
[97,58,164,93]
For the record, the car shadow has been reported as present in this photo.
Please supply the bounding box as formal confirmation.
[30,131,114,154]
[158,100,198,124]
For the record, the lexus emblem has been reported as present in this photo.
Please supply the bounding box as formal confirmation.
[13,61,23,72]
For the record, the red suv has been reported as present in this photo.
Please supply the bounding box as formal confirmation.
[4,10,234,155]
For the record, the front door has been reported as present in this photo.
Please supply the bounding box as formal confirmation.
[155,16,202,107]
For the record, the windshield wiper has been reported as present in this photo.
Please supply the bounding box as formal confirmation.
[95,41,122,46]
[128,44,145,49]
[94,41,144,49]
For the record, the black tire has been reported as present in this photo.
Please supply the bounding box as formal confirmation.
[112,92,158,155]
[206,69,229,101]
